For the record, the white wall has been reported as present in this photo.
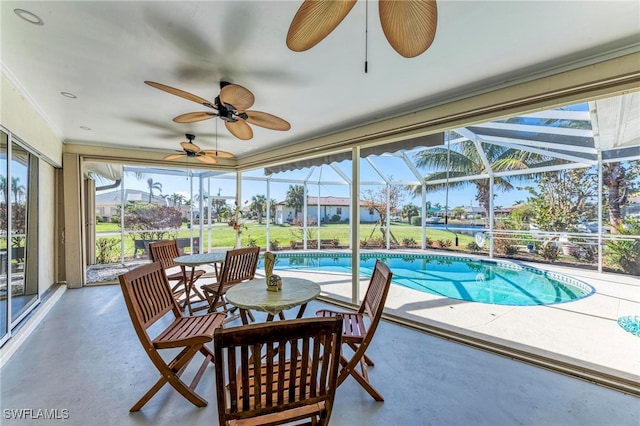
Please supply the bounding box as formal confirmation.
[39,162,57,293]
[1,75,63,166]
[1,74,64,294]
[280,205,379,223]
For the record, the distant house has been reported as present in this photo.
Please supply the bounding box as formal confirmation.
[95,189,169,221]
[461,205,486,219]
[274,196,380,224]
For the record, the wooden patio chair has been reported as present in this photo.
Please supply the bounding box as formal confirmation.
[214,316,343,425]
[199,246,260,322]
[118,262,226,412]
[316,260,393,401]
[148,239,206,313]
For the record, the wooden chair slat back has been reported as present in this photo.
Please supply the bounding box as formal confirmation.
[360,260,393,324]
[148,240,180,270]
[214,317,342,425]
[119,262,179,330]
[219,247,260,286]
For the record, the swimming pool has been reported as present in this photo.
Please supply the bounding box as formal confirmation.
[258,252,595,306]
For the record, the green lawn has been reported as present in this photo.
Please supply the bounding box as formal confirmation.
[94,222,474,261]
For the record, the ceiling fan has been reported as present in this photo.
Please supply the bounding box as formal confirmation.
[163,134,234,165]
[145,80,291,140]
[286,0,437,58]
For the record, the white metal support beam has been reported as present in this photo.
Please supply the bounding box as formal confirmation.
[351,147,361,305]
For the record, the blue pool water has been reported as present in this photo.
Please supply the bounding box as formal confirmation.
[258,252,594,306]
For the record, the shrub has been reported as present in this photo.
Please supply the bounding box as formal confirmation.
[504,244,520,256]
[605,218,640,274]
[119,203,183,241]
[402,237,417,247]
[436,239,452,248]
[581,245,598,263]
[95,238,119,264]
[540,244,559,262]
[467,241,481,253]
[411,216,422,226]
[269,239,280,251]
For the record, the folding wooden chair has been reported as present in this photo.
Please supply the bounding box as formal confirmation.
[118,262,226,412]
[316,260,392,401]
[200,246,260,322]
[214,316,343,425]
[148,239,206,313]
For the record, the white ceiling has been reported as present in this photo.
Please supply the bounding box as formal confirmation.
[1,1,639,162]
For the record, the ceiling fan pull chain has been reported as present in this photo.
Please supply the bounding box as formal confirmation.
[364,0,369,73]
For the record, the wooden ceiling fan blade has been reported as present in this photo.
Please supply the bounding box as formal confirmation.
[180,141,202,153]
[163,153,187,161]
[202,149,235,159]
[173,111,217,123]
[225,120,253,140]
[195,154,218,165]
[245,110,291,131]
[286,0,357,51]
[219,84,255,111]
[144,81,217,108]
[379,0,437,58]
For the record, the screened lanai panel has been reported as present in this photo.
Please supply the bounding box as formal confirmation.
[465,125,596,159]
[603,146,640,162]
[264,133,444,175]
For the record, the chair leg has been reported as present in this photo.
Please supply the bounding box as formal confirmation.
[131,344,213,411]
[337,346,384,402]
[347,341,374,366]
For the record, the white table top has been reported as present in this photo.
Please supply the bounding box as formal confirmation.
[173,251,226,267]
[225,277,321,315]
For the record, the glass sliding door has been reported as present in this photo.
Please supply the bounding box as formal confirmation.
[0,131,8,344]
[9,141,38,323]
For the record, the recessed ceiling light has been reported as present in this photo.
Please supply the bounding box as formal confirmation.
[80,126,91,131]
[14,9,44,26]
[61,92,77,99]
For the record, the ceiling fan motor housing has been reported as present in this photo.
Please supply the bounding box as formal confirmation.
[215,96,239,122]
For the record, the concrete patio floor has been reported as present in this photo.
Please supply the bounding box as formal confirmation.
[1,250,638,425]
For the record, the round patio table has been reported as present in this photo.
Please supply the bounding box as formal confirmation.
[225,277,321,324]
[173,251,226,268]
[173,251,227,312]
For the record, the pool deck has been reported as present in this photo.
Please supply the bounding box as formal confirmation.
[269,249,640,383]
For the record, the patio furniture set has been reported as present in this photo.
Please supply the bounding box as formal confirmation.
[118,239,393,424]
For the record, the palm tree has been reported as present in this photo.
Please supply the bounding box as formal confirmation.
[285,185,305,217]
[250,194,267,224]
[167,192,186,208]
[0,176,6,203]
[146,178,162,203]
[402,203,419,223]
[211,190,228,223]
[412,141,552,218]
[11,177,25,204]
